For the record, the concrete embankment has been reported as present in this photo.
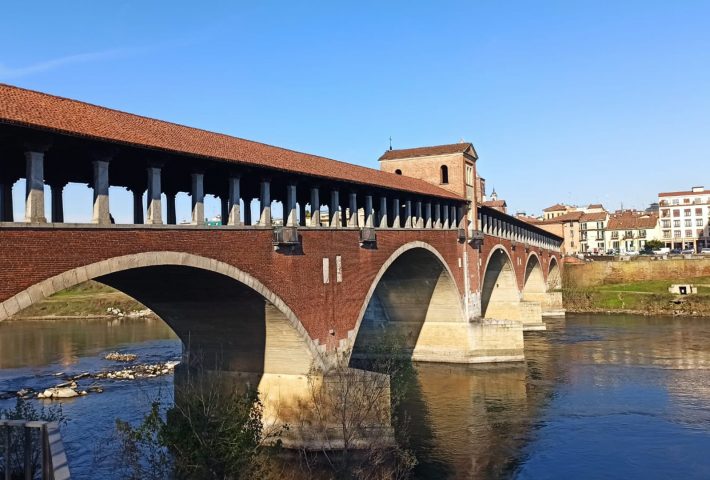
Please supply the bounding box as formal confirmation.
[562,258,710,316]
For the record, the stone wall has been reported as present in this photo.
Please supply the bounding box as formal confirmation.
[564,258,710,288]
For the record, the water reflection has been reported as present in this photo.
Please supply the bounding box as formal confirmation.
[2,314,710,479]
[0,316,177,369]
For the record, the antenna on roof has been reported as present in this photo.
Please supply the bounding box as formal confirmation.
[389,136,392,151]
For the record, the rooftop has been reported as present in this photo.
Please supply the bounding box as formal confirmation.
[542,203,569,212]
[607,212,658,230]
[0,83,460,200]
[378,142,477,161]
[659,188,710,197]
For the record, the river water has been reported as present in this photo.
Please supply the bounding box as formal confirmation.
[1,314,710,479]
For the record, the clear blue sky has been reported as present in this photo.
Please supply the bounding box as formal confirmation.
[2,1,709,221]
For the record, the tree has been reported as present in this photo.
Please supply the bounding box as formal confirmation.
[643,239,664,252]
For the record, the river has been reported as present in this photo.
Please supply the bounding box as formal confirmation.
[1,314,710,479]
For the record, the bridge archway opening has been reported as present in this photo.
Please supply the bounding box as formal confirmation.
[522,254,546,301]
[2,254,319,378]
[547,257,561,291]
[350,246,463,364]
[481,247,519,319]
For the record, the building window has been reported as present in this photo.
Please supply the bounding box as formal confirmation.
[696,208,703,216]
[662,220,670,228]
[674,230,681,238]
[685,219,692,227]
[663,230,671,239]
[673,209,680,217]
[440,165,449,184]
[395,169,402,175]
[672,199,679,205]
[684,198,691,204]
[697,219,704,227]
[639,230,646,238]
[661,209,670,218]
[684,209,691,216]
[685,230,692,238]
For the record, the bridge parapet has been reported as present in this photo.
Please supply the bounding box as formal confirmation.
[477,205,562,253]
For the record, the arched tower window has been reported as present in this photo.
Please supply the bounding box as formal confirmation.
[395,169,402,175]
[440,165,449,184]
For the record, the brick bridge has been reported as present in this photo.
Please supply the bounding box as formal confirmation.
[0,84,562,446]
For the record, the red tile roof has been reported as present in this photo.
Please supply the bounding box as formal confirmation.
[481,199,506,208]
[378,143,475,161]
[607,212,658,230]
[0,83,460,200]
[542,203,568,212]
[539,211,583,224]
[580,212,607,222]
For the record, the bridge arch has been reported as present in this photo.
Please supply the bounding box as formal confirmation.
[480,245,520,319]
[522,252,546,302]
[0,251,324,373]
[348,241,464,362]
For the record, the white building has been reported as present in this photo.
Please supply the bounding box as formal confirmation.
[659,186,710,251]
[605,211,660,253]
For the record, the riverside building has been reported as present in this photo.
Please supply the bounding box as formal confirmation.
[659,186,710,251]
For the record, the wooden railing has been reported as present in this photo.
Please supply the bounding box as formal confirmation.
[0,420,70,480]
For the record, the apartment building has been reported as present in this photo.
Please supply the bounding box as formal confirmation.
[606,211,660,253]
[658,186,710,251]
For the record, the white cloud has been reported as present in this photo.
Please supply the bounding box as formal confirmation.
[0,48,130,80]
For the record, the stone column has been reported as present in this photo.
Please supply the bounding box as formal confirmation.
[365,195,374,227]
[48,181,66,223]
[425,202,432,229]
[146,166,163,225]
[457,205,464,229]
[378,196,388,228]
[191,172,205,225]
[130,187,144,224]
[415,201,423,228]
[25,151,46,223]
[259,178,272,226]
[348,192,358,227]
[286,183,298,227]
[404,200,413,228]
[391,198,400,228]
[92,159,111,225]
[310,187,320,227]
[330,190,340,228]
[165,192,177,225]
[442,204,450,229]
[228,176,241,226]
[244,198,252,226]
[433,203,442,229]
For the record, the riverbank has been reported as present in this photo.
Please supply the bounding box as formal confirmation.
[563,276,710,316]
[8,281,155,320]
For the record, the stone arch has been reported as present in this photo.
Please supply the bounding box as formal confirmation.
[347,241,464,363]
[0,251,324,373]
[521,252,546,303]
[480,245,520,319]
[547,256,562,291]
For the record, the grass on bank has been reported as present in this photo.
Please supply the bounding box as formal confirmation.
[12,281,150,318]
[564,276,710,314]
